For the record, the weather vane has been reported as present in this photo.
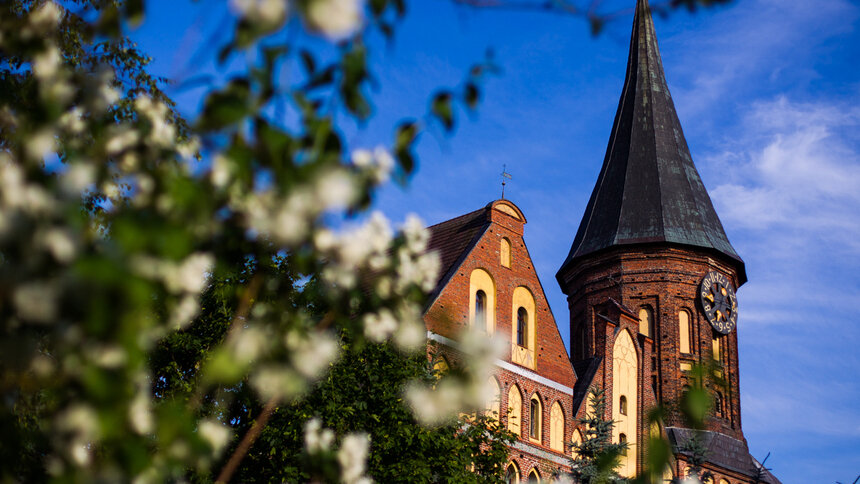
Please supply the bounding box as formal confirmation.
[500,164,512,199]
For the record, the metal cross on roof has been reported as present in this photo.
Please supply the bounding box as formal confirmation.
[500,164,512,199]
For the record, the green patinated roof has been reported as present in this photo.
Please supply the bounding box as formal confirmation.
[558,0,745,283]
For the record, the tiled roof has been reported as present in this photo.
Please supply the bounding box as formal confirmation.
[424,206,490,306]
[558,0,745,285]
[667,427,781,483]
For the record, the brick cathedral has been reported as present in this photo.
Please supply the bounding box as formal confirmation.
[419,0,780,482]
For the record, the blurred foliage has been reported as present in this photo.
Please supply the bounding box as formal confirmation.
[0,0,741,482]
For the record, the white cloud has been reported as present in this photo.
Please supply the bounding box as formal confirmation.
[709,96,860,257]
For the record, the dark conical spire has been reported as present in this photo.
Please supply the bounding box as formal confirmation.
[558,0,745,283]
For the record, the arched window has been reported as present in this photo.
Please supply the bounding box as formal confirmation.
[719,480,730,484]
[500,238,511,268]
[619,433,628,456]
[511,287,536,369]
[638,307,654,338]
[527,468,540,483]
[612,330,638,477]
[619,395,627,416]
[517,307,527,347]
[505,462,520,484]
[712,334,722,362]
[507,385,522,436]
[529,395,542,442]
[432,357,449,378]
[571,428,583,458]
[475,290,487,330]
[714,391,724,418]
[679,310,692,354]
[549,402,564,452]
[486,377,501,422]
[470,269,495,333]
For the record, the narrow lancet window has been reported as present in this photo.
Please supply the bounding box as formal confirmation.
[475,290,487,331]
[517,307,527,347]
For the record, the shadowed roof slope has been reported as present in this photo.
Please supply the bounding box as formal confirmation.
[424,206,491,304]
[558,0,745,283]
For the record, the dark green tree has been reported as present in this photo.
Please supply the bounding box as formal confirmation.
[570,386,627,484]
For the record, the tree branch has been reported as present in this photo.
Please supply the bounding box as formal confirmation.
[215,395,279,484]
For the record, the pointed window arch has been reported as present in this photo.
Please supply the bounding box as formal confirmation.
[500,238,511,268]
[638,307,654,338]
[469,269,495,333]
[714,391,724,418]
[679,310,692,354]
[619,433,628,455]
[549,402,564,452]
[505,462,520,484]
[529,394,542,442]
[619,395,628,416]
[517,307,527,347]
[511,287,536,369]
[476,290,487,329]
[527,468,541,483]
[571,428,583,458]
[612,330,638,477]
[486,377,501,422]
[507,385,522,436]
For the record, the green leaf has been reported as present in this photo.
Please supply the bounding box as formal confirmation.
[198,79,252,130]
[431,92,454,132]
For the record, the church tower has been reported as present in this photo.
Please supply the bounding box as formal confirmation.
[556,0,772,480]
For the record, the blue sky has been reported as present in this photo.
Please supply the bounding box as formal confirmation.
[131,0,860,481]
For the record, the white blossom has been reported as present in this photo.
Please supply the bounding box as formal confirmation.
[315,169,357,211]
[210,154,233,189]
[39,228,77,263]
[106,128,140,155]
[129,392,153,434]
[175,252,213,294]
[231,0,289,27]
[230,325,270,362]
[337,432,371,484]
[94,346,127,368]
[250,366,304,400]
[59,107,86,134]
[30,2,63,31]
[33,46,62,81]
[306,0,364,40]
[363,309,398,342]
[304,418,335,454]
[393,316,425,352]
[288,331,340,379]
[61,163,96,195]
[402,214,429,254]
[352,146,394,184]
[169,294,201,330]
[26,129,56,160]
[13,281,58,323]
[199,420,231,456]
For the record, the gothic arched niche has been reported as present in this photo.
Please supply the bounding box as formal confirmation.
[511,286,536,369]
[507,384,522,436]
[486,377,501,422]
[469,269,495,333]
[612,329,638,477]
[549,402,564,452]
[638,306,654,338]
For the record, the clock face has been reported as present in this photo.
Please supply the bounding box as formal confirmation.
[699,271,738,335]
